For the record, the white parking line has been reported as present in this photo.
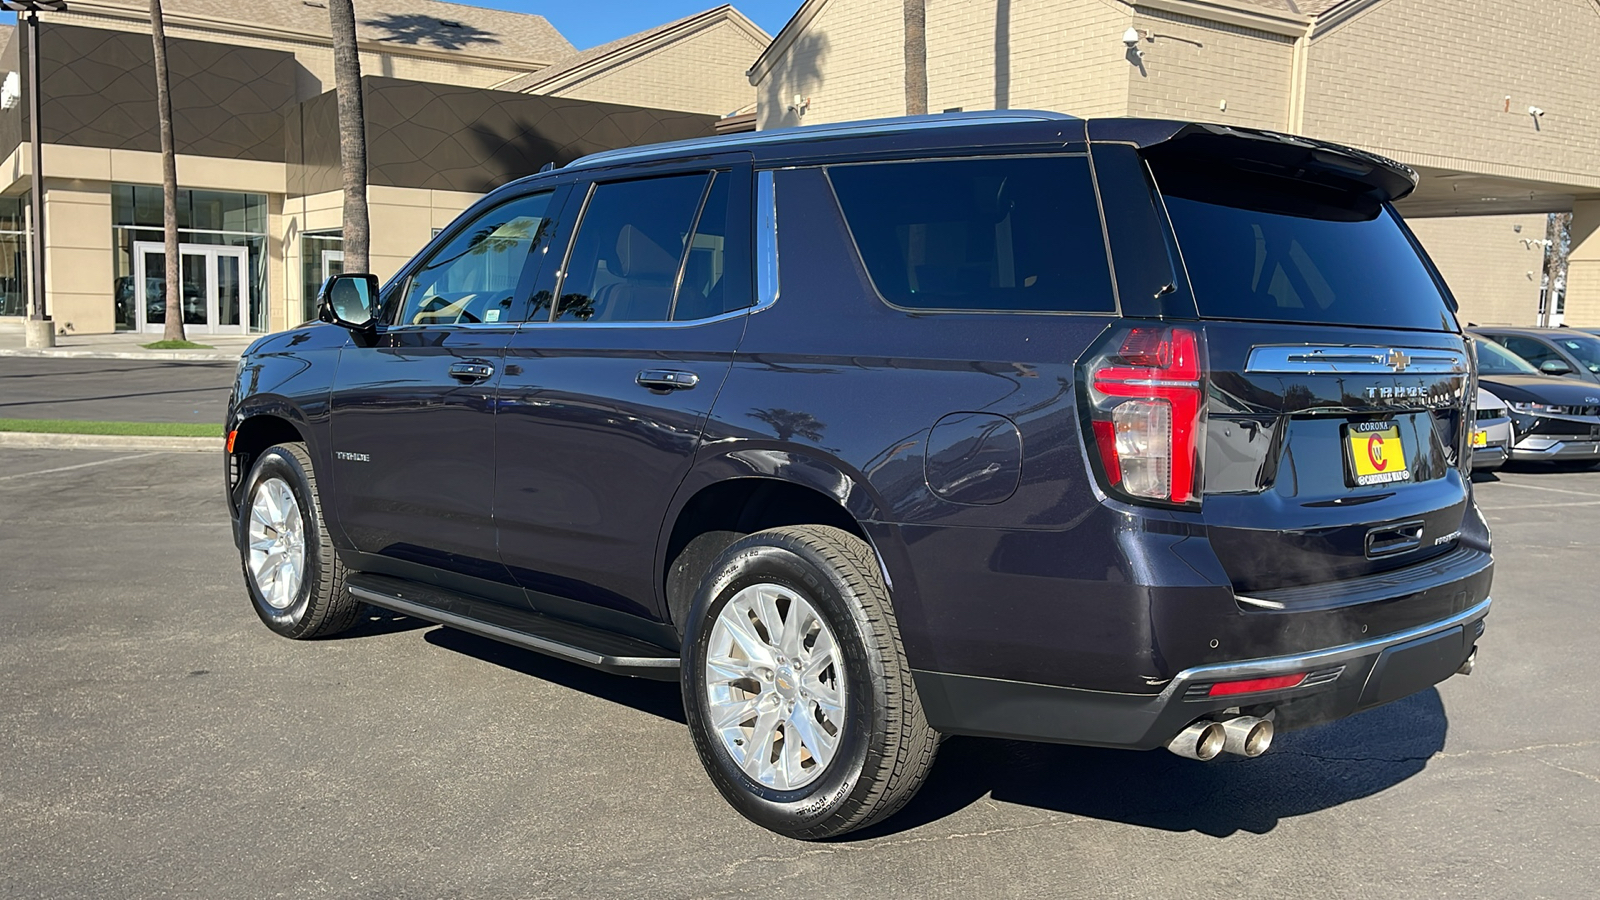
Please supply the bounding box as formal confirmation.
[0,452,165,482]
[1483,500,1600,511]
[1487,480,1600,499]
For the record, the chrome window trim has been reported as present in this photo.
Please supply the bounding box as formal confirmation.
[1246,345,1469,375]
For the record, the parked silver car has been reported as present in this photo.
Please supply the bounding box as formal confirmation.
[1471,388,1513,471]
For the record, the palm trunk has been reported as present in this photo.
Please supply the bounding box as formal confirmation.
[903,0,927,116]
[329,0,369,274]
[151,0,183,341]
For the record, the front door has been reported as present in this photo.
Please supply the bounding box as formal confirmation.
[134,242,249,335]
[328,187,566,597]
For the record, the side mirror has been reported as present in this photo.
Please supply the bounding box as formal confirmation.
[1539,358,1573,376]
[318,273,380,332]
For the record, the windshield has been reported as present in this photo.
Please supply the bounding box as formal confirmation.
[1476,339,1540,375]
[1553,334,1600,375]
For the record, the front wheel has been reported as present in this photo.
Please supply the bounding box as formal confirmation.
[681,525,939,839]
[238,443,363,639]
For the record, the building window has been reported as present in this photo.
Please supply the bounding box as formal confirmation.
[0,196,28,318]
[300,232,344,323]
[111,186,269,332]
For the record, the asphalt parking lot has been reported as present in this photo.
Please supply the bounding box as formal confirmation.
[0,358,234,423]
[1,448,1595,899]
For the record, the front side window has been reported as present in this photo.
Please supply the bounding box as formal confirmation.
[397,191,554,326]
[828,156,1115,313]
[1475,339,1540,376]
[554,174,710,323]
[1496,335,1563,371]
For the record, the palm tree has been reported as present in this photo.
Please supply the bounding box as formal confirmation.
[328,0,369,274]
[903,0,927,115]
[150,0,183,341]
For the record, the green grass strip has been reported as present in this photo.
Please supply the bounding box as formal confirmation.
[141,339,216,350]
[0,418,222,437]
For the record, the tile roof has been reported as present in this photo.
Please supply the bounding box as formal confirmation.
[496,5,767,94]
[84,0,575,64]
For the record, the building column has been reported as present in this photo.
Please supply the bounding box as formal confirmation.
[1564,200,1600,326]
[42,179,115,335]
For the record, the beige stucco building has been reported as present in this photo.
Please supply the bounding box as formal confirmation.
[749,0,1600,326]
[0,0,766,337]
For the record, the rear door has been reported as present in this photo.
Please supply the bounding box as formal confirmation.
[494,161,753,626]
[329,187,565,588]
[1126,139,1475,592]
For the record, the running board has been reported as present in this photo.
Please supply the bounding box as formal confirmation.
[347,573,680,680]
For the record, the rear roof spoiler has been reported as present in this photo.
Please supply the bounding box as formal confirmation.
[1087,119,1418,203]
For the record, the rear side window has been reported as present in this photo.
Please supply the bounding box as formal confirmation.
[1152,159,1455,331]
[828,156,1115,313]
[555,174,709,323]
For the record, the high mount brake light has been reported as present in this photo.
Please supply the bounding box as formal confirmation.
[1087,327,1205,505]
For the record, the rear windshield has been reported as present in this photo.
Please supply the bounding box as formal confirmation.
[1475,340,1539,376]
[828,156,1114,313]
[1151,159,1456,331]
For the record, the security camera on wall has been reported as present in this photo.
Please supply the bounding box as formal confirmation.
[0,72,19,111]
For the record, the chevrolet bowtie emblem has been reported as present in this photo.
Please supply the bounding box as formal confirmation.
[1384,349,1412,373]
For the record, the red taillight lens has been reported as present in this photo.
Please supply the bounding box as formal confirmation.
[1207,673,1307,696]
[1086,327,1205,505]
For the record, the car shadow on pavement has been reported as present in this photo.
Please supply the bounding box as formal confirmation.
[844,688,1448,841]
[423,626,687,724]
[335,606,434,638]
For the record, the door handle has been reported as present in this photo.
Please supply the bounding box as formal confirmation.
[636,369,700,391]
[449,360,496,383]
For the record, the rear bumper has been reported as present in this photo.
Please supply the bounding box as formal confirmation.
[1471,444,1509,470]
[915,596,1489,750]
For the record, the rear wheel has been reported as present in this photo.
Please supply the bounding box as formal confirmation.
[239,443,362,639]
[681,525,938,839]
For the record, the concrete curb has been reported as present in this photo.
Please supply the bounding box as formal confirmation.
[0,348,239,362]
[0,432,222,452]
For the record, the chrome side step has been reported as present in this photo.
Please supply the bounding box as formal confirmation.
[347,573,680,681]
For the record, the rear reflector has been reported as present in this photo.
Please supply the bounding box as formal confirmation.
[1207,673,1307,696]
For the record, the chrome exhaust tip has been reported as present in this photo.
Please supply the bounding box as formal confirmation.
[1220,715,1274,758]
[1166,720,1226,761]
[1457,646,1476,676]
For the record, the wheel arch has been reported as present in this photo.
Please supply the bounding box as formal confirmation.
[227,399,313,508]
[657,449,894,636]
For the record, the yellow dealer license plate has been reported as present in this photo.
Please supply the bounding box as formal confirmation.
[1348,422,1410,486]
[1472,429,1489,448]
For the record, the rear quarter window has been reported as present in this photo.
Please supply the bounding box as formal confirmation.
[1151,158,1457,332]
[827,156,1115,313]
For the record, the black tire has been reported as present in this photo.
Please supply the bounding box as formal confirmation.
[238,443,362,639]
[681,525,939,839]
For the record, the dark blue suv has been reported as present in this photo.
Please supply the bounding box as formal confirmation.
[226,112,1492,839]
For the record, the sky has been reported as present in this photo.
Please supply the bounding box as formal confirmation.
[457,1,802,51]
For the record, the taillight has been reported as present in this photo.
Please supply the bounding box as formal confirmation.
[1084,326,1205,506]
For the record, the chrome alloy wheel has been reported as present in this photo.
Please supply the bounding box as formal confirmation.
[704,583,848,791]
[247,476,306,611]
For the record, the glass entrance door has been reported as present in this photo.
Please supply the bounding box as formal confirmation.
[133,242,249,334]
